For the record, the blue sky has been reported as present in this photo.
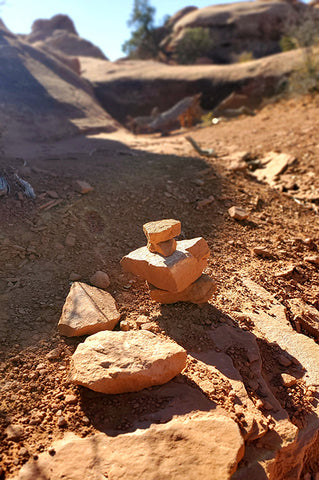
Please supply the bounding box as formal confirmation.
[1,0,237,60]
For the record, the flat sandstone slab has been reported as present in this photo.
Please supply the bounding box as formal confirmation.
[69,330,187,394]
[13,412,244,480]
[58,282,120,337]
[121,237,210,292]
[143,218,181,244]
[149,274,216,304]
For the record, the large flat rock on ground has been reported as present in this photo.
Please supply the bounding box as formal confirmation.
[69,330,187,393]
[13,412,244,480]
[58,282,120,337]
[121,237,210,292]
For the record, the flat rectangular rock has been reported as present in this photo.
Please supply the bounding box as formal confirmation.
[149,274,216,304]
[121,237,210,292]
[143,219,181,244]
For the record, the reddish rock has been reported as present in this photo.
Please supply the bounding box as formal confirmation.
[149,274,216,304]
[58,282,120,337]
[5,424,24,442]
[13,412,244,480]
[147,238,177,257]
[121,238,210,292]
[74,180,94,194]
[69,330,187,394]
[228,206,249,221]
[143,219,181,244]
[89,270,110,289]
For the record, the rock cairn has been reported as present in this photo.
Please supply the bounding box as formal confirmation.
[121,219,216,304]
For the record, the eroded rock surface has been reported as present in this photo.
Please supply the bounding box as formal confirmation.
[13,412,244,480]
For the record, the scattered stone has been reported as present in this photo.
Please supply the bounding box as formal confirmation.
[65,394,77,405]
[304,255,319,266]
[46,348,62,360]
[147,238,177,257]
[136,315,149,327]
[196,195,215,209]
[65,234,76,247]
[140,322,160,333]
[278,354,292,367]
[12,412,244,480]
[120,320,130,331]
[149,274,216,304]
[274,265,296,279]
[18,447,29,457]
[228,206,249,221]
[57,416,67,427]
[74,180,94,194]
[281,373,297,387]
[47,190,59,199]
[121,237,209,293]
[252,152,296,186]
[89,270,110,289]
[252,246,272,258]
[69,330,187,394]
[58,282,120,337]
[288,298,319,340]
[143,219,181,244]
[5,424,24,442]
[69,272,82,281]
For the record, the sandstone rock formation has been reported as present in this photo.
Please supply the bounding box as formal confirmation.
[161,1,309,64]
[13,412,244,480]
[69,329,187,393]
[24,14,107,59]
[0,20,119,156]
[58,282,120,336]
[80,49,306,123]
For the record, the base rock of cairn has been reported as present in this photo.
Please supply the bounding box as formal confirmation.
[121,219,216,304]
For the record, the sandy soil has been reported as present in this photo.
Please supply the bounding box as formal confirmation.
[1,94,319,478]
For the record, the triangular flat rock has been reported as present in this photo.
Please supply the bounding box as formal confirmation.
[58,282,120,337]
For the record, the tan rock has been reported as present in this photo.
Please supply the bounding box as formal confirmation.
[228,206,249,221]
[58,282,120,337]
[149,274,216,304]
[74,180,94,194]
[143,219,181,244]
[304,255,319,266]
[281,374,297,387]
[121,238,210,292]
[147,238,177,256]
[252,152,296,186]
[89,270,110,289]
[13,412,244,480]
[69,330,187,394]
[287,298,319,341]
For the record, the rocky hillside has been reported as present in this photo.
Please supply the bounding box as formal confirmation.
[0,19,119,157]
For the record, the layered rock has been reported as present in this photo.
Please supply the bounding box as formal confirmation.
[69,329,187,394]
[12,412,244,480]
[58,282,120,337]
[121,219,215,303]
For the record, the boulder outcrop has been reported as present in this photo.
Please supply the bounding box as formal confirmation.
[0,20,118,155]
[69,329,187,394]
[24,14,107,59]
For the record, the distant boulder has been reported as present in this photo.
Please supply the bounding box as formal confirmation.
[24,14,107,60]
[26,14,78,43]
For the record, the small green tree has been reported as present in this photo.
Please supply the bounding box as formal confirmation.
[280,12,319,94]
[175,27,214,65]
[122,0,159,59]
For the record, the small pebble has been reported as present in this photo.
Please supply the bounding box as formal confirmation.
[89,271,110,289]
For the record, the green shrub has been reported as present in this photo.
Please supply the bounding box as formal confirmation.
[235,51,254,63]
[175,27,214,65]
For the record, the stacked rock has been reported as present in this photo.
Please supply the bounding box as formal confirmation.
[121,219,216,304]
